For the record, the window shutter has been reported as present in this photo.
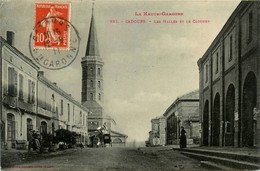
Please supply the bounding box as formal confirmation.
[19,74,24,99]
[31,81,35,104]
[8,68,14,95]
[13,70,17,97]
[28,80,31,103]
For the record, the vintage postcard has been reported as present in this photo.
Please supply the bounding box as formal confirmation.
[0,0,259,170]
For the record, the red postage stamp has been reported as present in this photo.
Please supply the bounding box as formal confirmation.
[34,2,71,49]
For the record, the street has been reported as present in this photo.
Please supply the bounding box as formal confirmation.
[4,147,205,170]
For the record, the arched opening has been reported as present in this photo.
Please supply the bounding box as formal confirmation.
[203,100,209,146]
[172,114,178,142]
[90,67,93,75]
[98,81,101,89]
[27,118,33,141]
[90,80,94,87]
[40,121,47,135]
[52,122,55,135]
[242,72,257,147]
[212,93,220,146]
[166,116,171,144]
[7,114,15,143]
[225,84,235,146]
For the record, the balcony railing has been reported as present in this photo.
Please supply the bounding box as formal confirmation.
[37,107,52,118]
[3,95,36,113]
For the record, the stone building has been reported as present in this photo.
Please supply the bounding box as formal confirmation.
[1,32,89,149]
[110,131,128,147]
[81,6,105,132]
[197,1,260,147]
[81,5,127,146]
[1,34,39,149]
[149,116,166,146]
[163,90,200,145]
[37,72,89,145]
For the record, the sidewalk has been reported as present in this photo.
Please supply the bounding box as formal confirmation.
[138,144,200,153]
[143,144,260,156]
[188,146,260,156]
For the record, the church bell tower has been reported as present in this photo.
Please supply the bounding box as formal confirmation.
[81,3,104,131]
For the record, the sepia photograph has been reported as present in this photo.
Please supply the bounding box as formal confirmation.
[0,0,259,170]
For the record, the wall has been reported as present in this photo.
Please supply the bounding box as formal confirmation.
[2,43,38,149]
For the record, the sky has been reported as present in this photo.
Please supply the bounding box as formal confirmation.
[1,0,240,142]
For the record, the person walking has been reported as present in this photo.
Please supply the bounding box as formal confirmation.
[180,126,187,148]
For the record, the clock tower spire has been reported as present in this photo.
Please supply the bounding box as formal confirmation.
[81,2,104,131]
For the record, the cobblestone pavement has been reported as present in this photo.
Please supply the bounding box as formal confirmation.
[2,147,204,170]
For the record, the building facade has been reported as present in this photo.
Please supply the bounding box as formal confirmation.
[149,116,166,146]
[37,72,89,145]
[197,1,260,147]
[1,35,39,149]
[110,131,128,147]
[1,32,89,149]
[163,90,200,145]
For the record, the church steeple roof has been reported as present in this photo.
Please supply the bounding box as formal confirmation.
[85,3,100,56]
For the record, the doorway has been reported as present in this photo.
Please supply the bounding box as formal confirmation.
[242,72,257,147]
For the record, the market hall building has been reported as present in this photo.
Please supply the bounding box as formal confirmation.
[164,90,200,145]
[197,1,260,147]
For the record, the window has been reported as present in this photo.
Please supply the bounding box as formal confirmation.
[27,118,33,141]
[40,121,47,135]
[215,53,219,74]
[248,11,253,42]
[205,64,208,83]
[99,93,101,101]
[83,114,85,126]
[90,93,93,100]
[51,94,56,113]
[61,99,63,115]
[7,114,16,141]
[98,81,101,89]
[80,111,82,125]
[8,67,17,97]
[229,35,233,61]
[68,103,70,121]
[19,74,23,100]
[28,80,31,102]
[31,81,35,104]
[28,80,35,104]
[90,80,94,87]
[90,67,93,75]
[98,68,101,75]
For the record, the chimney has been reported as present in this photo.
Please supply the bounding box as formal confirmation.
[6,31,15,46]
[38,71,44,77]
